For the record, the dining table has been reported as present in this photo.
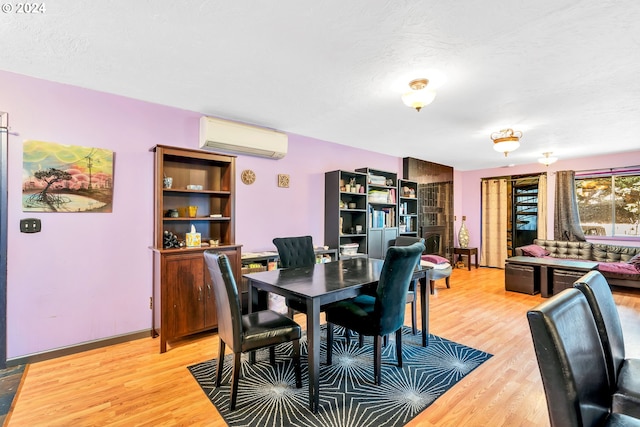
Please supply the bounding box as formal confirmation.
[244,256,431,413]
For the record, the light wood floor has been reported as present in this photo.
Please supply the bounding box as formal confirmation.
[7,267,640,427]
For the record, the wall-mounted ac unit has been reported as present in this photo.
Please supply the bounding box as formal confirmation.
[199,116,288,159]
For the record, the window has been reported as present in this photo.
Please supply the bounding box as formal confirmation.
[575,171,640,237]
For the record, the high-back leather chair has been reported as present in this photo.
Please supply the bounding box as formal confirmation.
[527,288,640,427]
[325,241,424,385]
[203,250,302,410]
[272,236,317,317]
[574,271,640,418]
[273,235,316,268]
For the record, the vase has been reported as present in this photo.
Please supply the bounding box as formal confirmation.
[458,218,470,248]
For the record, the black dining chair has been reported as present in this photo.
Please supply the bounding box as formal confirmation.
[389,236,425,334]
[325,241,425,385]
[573,271,640,418]
[527,288,640,427]
[272,236,317,317]
[203,250,302,411]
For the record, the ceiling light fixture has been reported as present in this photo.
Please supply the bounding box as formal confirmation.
[490,128,522,156]
[401,78,436,112]
[538,152,558,166]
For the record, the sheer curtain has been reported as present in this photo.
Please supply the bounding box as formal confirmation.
[537,173,547,240]
[554,170,586,241]
[480,178,508,268]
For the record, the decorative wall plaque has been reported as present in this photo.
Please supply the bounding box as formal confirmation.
[241,169,256,185]
[278,174,290,188]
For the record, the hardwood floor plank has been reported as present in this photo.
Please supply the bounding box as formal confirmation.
[7,267,640,427]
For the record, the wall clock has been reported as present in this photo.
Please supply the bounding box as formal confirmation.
[241,169,256,185]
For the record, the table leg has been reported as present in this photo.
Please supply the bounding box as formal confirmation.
[540,266,550,298]
[474,252,479,269]
[467,253,471,271]
[419,277,429,347]
[306,298,321,413]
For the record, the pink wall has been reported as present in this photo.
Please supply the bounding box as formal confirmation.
[1,70,400,359]
[455,151,640,257]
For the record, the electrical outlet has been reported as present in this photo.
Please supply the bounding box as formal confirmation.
[20,218,41,233]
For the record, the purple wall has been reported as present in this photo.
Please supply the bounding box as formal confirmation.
[4,68,638,359]
[1,70,400,358]
[456,150,640,256]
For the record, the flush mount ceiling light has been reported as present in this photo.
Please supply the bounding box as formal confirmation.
[490,128,522,156]
[538,152,558,166]
[401,78,437,112]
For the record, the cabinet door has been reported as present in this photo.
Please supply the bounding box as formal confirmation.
[163,253,206,338]
[368,228,398,259]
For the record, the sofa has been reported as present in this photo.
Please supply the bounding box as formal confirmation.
[514,239,640,289]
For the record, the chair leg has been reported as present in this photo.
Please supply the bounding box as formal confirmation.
[326,322,333,365]
[373,335,382,385]
[216,338,226,387]
[430,280,435,295]
[230,352,242,411]
[445,276,450,288]
[269,346,276,366]
[411,300,417,335]
[395,328,403,368]
[292,339,302,388]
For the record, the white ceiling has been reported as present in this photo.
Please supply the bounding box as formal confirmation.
[2,1,640,170]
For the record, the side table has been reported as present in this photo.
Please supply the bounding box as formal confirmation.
[453,247,478,271]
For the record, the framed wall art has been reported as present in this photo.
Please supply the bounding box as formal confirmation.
[22,140,115,213]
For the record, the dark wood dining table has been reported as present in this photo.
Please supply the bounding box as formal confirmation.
[244,257,431,413]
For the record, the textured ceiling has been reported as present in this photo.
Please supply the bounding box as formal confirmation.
[2,1,640,170]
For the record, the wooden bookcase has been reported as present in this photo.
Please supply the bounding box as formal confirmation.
[324,170,368,258]
[151,145,241,353]
[398,179,419,237]
[355,167,399,259]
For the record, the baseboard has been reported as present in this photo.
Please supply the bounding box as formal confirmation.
[5,330,152,367]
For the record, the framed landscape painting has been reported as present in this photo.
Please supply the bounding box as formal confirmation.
[22,140,114,213]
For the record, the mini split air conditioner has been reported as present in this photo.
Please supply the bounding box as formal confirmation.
[199,116,288,159]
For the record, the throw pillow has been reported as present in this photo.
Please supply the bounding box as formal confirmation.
[520,244,549,257]
[627,253,640,271]
[421,254,449,264]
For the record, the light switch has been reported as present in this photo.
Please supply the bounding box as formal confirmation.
[20,218,41,233]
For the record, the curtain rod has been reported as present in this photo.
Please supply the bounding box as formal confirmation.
[575,165,640,174]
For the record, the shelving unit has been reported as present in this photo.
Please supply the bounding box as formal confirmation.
[356,167,399,259]
[512,182,539,249]
[324,170,368,258]
[151,145,241,353]
[398,179,419,237]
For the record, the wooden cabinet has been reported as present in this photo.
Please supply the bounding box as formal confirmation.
[151,145,240,353]
[356,167,398,259]
[324,170,368,257]
[398,179,419,237]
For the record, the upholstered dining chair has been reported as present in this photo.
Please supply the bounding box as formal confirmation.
[203,250,302,411]
[325,241,425,385]
[527,288,640,427]
[272,236,317,317]
[573,271,640,418]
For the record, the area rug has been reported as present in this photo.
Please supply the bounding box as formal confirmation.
[188,326,492,427]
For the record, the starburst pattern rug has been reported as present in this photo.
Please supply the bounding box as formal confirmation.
[188,326,492,427]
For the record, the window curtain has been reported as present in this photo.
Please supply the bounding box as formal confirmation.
[537,173,547,240]
[480,178,508,268]
[554,170,586,241]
